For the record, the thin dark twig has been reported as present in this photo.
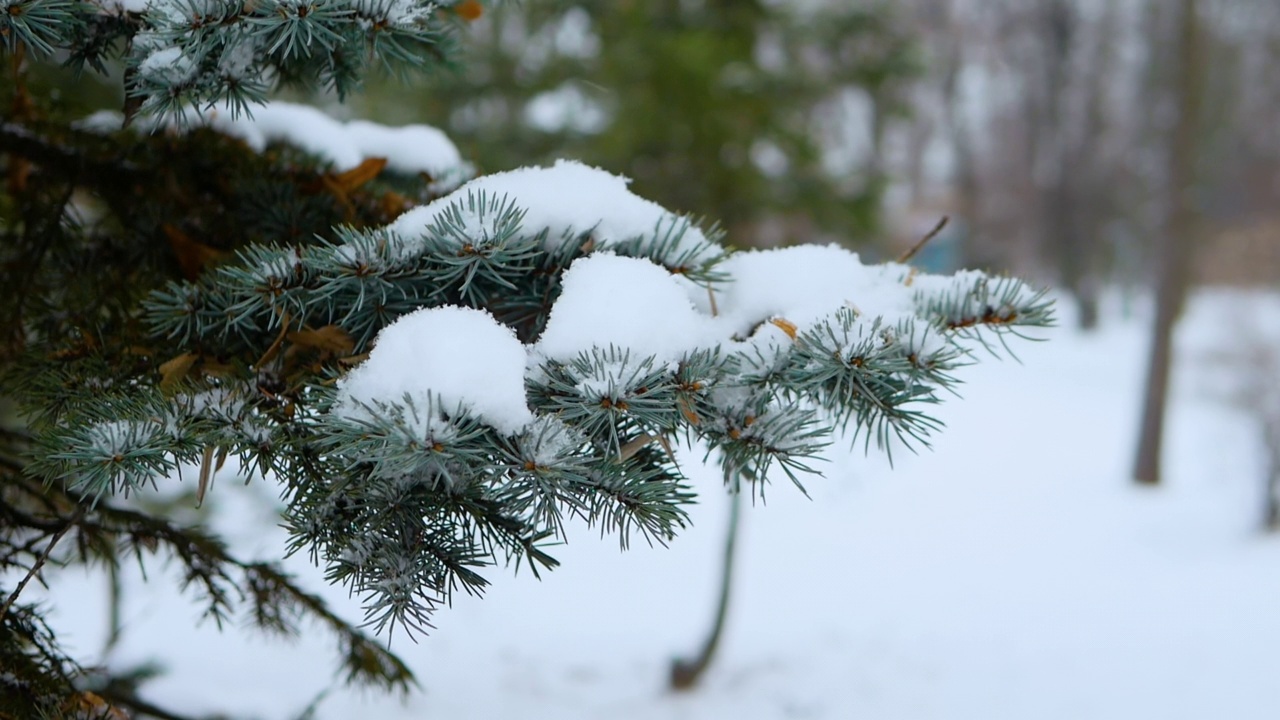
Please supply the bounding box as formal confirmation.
[897,215,950,264]
[0,506,85,621]
[670,469,742,690]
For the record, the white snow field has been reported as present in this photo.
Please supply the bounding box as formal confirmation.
[37,290,1280,720]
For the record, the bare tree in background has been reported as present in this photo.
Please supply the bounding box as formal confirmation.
[1036,0,1097,328]
[1133,0,1206,485]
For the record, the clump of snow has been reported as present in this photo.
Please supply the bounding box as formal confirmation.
[716,244,918,337]
[75,110,130,133]
[185,387,245,419]
[387,160,714,261]
[574,356,647,402]
[535,253,719,365]
[518,416,584,467]
[78,101,471,189]
[345,119,468,181]
[337,306,533,436]
[86,420,147,457]
[91,0,151,14]
[893,319,951,359]
[240,103,363,169]
[910,269,1036,325]
[217,40,258,80]
[352,0,428,25]
[138,46,197,86]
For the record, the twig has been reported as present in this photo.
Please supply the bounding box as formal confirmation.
[0,506,85,622]
[897,215,950,264]
[670,469,742,690]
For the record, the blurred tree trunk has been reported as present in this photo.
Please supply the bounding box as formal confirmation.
[671,484,742,690]
[1133,0,1204,486]
[1038,0,1106,330]
[1040,0,1084,327]
[938,12,978,255]
[1264,413,1280,531]
[1071,0,1119,330]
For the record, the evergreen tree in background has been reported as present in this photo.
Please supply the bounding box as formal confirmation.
[1,1,1050,717]
[359,0,919,247]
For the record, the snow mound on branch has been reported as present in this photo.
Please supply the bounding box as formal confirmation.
[137,47,197,85]
[79,102,472,191]
[336,306,533,436]
[388,159,714,258]
[535,253,718,364]
[343,119,463,178]
[716,244,919,336]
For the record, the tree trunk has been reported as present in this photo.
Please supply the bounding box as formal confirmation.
[1133,0,1204,485]
[1039,0,1093,329]
[1073,0,1120,331]
[670,482,742,691]
[1264,430,1280,532]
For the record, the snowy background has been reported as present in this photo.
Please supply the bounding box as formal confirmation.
[35,290,1280,720]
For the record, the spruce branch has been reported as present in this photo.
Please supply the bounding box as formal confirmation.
[7,99,1053,712]
[0,0,80,56]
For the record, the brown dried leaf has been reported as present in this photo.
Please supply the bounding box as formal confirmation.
[379,190,414,218]
[769,317,798,340]
[678,396,702,425]
[333,157,388,193]
[287,325,355,355]
[163,223,228,280]
[338,352,370,368]
[158,352,199,390]
[196,445,214,508]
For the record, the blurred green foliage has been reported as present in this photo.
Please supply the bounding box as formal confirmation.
[358,0,921,248]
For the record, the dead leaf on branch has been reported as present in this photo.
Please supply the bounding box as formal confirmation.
[332,157,388,194]
[286,325,355,355]
[158,352,199,390]
[163,223,229,280]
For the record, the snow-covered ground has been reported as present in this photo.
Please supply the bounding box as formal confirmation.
[38,290,1280,720]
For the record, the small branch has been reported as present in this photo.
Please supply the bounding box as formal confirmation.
[0,506,84,622]
[897,215,950,265]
